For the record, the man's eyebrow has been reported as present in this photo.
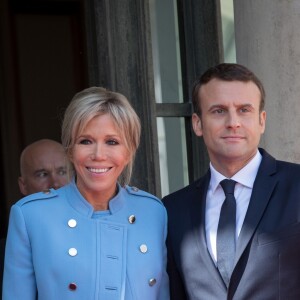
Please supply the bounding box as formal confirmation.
[208,103,254,110]
[207,104,227,111]
[33,169,47,174]
[237,103,254,107]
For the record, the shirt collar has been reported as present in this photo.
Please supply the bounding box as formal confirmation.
[209,150,262,193]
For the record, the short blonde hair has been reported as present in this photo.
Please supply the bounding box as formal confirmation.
[61,87,141,186]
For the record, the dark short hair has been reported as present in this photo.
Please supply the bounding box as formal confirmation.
[192,63,265,115]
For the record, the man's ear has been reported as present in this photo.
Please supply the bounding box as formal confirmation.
[18,177,28,196]
[259,110,267,133]
[192,113,203,137]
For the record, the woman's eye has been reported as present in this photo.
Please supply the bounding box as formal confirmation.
[79,139,92,145]
[107,139,119,145]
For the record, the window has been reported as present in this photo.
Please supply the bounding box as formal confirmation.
[150,0,223,196]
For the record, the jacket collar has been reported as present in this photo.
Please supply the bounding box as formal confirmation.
[64,179,126,218]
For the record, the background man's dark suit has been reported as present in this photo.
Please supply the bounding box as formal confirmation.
[0,238,5,297]
[163,149,300,299]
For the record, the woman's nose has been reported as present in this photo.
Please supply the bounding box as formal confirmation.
[91,144,107,160]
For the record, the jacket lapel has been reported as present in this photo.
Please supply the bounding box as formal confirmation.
[190,171,227,289]
[234,149,278,265]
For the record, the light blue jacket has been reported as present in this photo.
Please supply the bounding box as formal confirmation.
[3,181,169,299]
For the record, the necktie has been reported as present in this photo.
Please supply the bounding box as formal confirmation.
[217,179,237,287]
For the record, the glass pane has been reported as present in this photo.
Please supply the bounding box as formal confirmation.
[157,117,189,197]
[220,0,236,62]
[150,0,183,104]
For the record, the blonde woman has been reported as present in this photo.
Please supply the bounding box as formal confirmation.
[3,87,169,300]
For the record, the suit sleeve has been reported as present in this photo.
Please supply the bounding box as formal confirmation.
[162,196,188,300]
[166,236,188,300]
[3,204,37,300]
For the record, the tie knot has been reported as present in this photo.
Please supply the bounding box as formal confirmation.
[220,179,236,195]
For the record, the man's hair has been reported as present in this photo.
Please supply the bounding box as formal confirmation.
[192,63,266,115]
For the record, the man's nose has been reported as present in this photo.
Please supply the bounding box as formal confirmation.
[226,112,241,128]
[49,175,63,190]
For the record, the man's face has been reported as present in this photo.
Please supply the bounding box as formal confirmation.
[192,78,266,175]
[19,143,69,195]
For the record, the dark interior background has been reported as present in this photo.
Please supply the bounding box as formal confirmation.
[0,0,220,239]
[0,0,88,238]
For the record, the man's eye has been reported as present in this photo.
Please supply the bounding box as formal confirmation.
[213,109,224,114]
[36,172,48,178]
[240,108,249,113]
[58,169,67,176]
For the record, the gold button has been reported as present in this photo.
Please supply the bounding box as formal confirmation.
[139,244,148,253]
[149,278,156,286]
[132,186,139,192]
[128,215,136,224]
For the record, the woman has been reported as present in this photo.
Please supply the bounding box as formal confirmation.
[3,87,169,299]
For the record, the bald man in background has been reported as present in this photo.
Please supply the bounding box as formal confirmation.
[1,139,70,295]
[18,139,70,195]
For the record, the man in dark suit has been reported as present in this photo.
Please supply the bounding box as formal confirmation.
[163,63,300,299]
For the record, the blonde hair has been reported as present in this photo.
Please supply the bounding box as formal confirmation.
[61,87,141,186]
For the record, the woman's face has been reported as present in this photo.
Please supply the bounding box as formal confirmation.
[70,114,130,206]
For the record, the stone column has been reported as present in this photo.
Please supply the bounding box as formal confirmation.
[84,0,161,195]
[234,0,300,162]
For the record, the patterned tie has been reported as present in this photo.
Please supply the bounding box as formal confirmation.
[217,179,237,287]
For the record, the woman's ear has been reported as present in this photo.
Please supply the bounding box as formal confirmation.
[67,149,73,163]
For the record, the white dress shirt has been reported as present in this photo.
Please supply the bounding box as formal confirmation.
[205,150,262,264]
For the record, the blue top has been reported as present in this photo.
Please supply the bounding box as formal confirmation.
[3,180,169,300]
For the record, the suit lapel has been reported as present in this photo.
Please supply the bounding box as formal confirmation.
[234,149,278,265]
[190,171,226,289]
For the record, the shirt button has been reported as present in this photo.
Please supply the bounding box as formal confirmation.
[149,278,156,286]
[69,283,77,290]
[42,189,51,194]
[68,248,77,256]
[139,244,148,253]
[68,219,77,228]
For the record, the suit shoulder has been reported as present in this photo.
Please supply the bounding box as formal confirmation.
[15,189,58,207]
[275,159,300,176]
[124,185,162,205]
[276,159,300,168]
[163,178,202,204]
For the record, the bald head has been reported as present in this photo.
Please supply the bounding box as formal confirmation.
[18,139,69,195]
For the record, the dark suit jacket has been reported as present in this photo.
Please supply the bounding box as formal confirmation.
[163,148,300,300]
[0,238,5,298]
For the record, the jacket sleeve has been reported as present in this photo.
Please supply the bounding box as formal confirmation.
[3,204,37,300]
[157,206,170,300]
